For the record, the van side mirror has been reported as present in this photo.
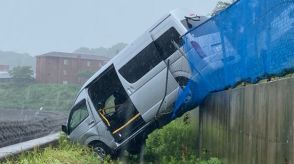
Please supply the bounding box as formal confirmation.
[62,125,68,135]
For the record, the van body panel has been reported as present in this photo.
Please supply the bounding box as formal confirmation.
[65,9,208,155]
[150,12,191,80]
[129,67,178,121]
[86,96,102,123]
[113,32,152,70]
[142,86,180,122]
[84,121,117,149]
[69,115,95,143]
[68,92,96,143]
[117,60,167,95]
[169,55,192,79]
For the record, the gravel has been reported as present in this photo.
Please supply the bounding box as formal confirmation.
[0,109,67,148]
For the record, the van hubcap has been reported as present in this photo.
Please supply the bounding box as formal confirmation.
[94,147,106,158]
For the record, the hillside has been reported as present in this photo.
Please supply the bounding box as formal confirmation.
[0,83,79,112]
[0,51,35,70]
[74,43,127,58]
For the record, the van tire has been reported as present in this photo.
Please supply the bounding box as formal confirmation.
[90,142,117,159]
[175,76,196,117]
[175,76,189,89]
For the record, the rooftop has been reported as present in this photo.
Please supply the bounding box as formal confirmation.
[0,72,11,79]
[38,52,110,61]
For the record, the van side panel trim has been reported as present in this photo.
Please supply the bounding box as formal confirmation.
[112,113,141,134]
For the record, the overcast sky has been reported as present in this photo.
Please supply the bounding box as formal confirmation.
[0,0,220,56]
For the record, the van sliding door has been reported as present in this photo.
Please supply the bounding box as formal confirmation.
[117,35,178,122]
[88,65,145,142]
[146,20,186,120]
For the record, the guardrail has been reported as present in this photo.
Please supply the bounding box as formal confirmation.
[0,133,60,161]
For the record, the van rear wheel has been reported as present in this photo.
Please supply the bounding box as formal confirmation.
[176,77,192,103]
[175,77,189,89]
[175,77,196,117]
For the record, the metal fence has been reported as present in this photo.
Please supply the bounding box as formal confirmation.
[174,0,294,116]
[199,77,294,164]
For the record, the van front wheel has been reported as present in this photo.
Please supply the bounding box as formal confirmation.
[91,142,116,159]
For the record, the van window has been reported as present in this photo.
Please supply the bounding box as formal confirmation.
[68,100,89,133]
[154,27,182,60]
[119,43,162,83]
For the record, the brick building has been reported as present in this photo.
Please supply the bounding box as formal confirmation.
[36,52,109,84]
[0,65,9,72]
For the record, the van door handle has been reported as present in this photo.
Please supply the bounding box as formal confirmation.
[88,120,95,126]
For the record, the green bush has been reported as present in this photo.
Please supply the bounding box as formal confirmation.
[144,113,221,163]
[145,116,198,161]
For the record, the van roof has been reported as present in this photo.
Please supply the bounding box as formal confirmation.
[79,8,198,92]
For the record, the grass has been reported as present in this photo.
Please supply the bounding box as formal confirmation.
[4,136,104,164]
[0,83,79,112]
[4,111,221,164]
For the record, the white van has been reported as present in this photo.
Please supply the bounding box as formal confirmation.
[62,9,207,158]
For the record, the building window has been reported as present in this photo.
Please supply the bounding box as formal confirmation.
[64,59,68,65]
[63,70,67,75]
[87,61,91,67]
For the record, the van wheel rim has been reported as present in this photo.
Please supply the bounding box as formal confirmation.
[94,147,106,158]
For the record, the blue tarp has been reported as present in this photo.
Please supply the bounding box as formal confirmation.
[173,0,294,117]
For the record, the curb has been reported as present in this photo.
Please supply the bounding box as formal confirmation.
[0,133,60,161]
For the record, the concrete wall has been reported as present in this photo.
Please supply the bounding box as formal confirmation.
[199,77,294,164]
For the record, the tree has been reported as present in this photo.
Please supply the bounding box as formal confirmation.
[78,71,95,80]
[9,66,34,83]
[74,43,127,58]
[211,0,235,16]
